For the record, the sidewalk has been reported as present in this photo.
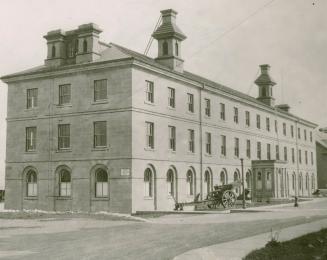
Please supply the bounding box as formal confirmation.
[173,218,327,260]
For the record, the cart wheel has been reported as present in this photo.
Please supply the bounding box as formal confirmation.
[221,190,236,208]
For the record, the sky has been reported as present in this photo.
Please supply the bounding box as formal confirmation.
[0,0,326,189]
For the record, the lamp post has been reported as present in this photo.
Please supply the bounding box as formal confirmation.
[240,158,246,209]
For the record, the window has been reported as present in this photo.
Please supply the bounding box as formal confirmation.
[292,173,296,190]
[94,121,107,147]
[292,148,295,163]
[266,117,270,131]
[95,169,108,197]
[311,152,314,165]
[246,171,251,189]
[291,125,294,138]
[220,103,225,120]
[234,138,239,158]
[256,114,261,129]
[26,127,37,151]
[311,174,315,190]
[59,84,71,105]
[305,151,308,164]
[299,149,302,164]
[94,79,107,101]
[284,146,288,161]
[145,80,154,103]
[27,88,38,109]
[305,173,309,190]
[74,39,79,54]
[144,168,153,197]
[187,93,194,112]
[186,170,194,195]
[304,129,307,141]
[266,172,272,190]
[168,87,175,108]
[58,124,70,149]
[26,170,37,197]
[204,170,212,196]
[221,135,226,156]
[59,169,71,197]
[283,123,287,136]
[257,172,262,190]
[83,39,87,53]
[188,129,194,153]
[167,169,175,196]
[267,143,271,160]
[146,122,154,149]
[245,111,250,127]
[276,145,280,160]
[67,42,74,57]
[205,132,211,155]
[175,42,179,56]
[257,142,261,159]
[246,139,251,159]
[234,171,240,193]
[168,126,176,151]
[204,99,211,117]
[310,131,313,142]
[52,45,56,58]
[275,120,278,133]
[234,107,238,123]
[298,128,301,139]
[163,41,168,55]
[299,174,302,190]
[220,171,227,185]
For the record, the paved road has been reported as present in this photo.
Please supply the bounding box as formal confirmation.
[0,198,327,260]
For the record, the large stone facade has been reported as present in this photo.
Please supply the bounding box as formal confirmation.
[1,9,317,213]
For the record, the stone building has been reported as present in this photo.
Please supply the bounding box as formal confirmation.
[316,128,327,189]
[1,9,317,213]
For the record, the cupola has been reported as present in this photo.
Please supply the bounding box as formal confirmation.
[255,64,276,106]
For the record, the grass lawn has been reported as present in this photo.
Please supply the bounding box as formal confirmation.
[245,228,327,260]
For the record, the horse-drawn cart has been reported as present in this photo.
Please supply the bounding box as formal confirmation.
[174,181,242,211]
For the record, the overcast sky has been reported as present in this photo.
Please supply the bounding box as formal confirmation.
[0,0,326,188]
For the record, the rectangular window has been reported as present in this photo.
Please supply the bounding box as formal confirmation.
[59,84,71,105]
[94,79,107,101]
[168,126,176,151]
[58,124,70,149]
[266,117,270,131]
[267,143,271,160]
[291,125,294,138]
[146,122,154,149]
[205,132,211,155]
[220,103,225,120]
[168,87,175,108]
[298,127,301,139]
[299,149,302,163]
[187,93,194,112]
[283,123,287,136]
[284,146,288,161]
[26,127,37,151]
[188,129,194,153]
[292,148,295,163]
[305,150,308,164]
[311,151,314,165]
[27,88,38,109]
[94,121,107,147]
[310,131,313,142]
[275,120,278,133]
[205,98,211,117]
[257,142,261,159]
[145,80,154,103]
[234,107,239,124]
[245,111,250,127]
[304,129,307,141]
[234,137,239,157]
[276,145,280,160]
[246,139,251,158]
[221,135,226,156]
[256,114,261,129]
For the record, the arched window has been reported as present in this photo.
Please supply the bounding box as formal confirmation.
[26,170,37,197]
[83,39,87,53]
[59,169,71,196]
[163,41,168,55]
[95,168,108,197]
[204,170,211,196]
[234,170,240,193]
[52,45,56,58]
[292,172,296,190]
[175,42,179,56]
[167,169,174,196]
[266,172,272,190]
[299,174,302,191]
[257,172,262,190]
[186,170,194,195]
[220,170,227,185]
[305,173,309,190]
[144,168,153,197]
[311,174,315,190]
[246,171,251,189]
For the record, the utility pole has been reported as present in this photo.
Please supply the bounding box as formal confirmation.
[241,158,246,209]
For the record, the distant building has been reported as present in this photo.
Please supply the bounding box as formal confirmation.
[316,129,327,189]
[1,9,317,213]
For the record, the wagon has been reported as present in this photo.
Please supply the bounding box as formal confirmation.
[174,181,242,211]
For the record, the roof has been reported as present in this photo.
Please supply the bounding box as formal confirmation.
[0,42,317,127]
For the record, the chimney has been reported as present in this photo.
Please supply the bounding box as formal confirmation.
[44,29,66,67]
[255,64,276,106]
[276,104,290,113]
